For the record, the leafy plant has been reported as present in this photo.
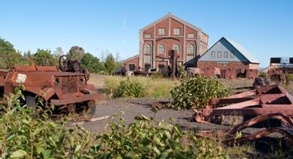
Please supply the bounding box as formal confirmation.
[0,88,98,159]
[114,78,145,98]
[103,76,175,98]
[95,114,227,159]
[169,75,231,110]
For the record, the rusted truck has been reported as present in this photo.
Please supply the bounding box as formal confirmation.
[0,58,104,115]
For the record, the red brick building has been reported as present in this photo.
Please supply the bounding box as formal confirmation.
[123,13,209,71]
[197,37,259,79]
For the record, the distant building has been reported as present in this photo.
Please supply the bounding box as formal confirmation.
[121,55,139,71]
[197,37,259,79]
[122,13,209,71]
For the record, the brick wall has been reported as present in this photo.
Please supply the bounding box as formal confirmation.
[197,61,258,79]
[139,13,208,69]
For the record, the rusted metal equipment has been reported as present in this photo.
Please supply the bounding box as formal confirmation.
[195,85,293,125]
[59,55,90,80]
[0,61,104,115]
[196,113,293,150]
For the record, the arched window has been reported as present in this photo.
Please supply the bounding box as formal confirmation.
[158,43,165,54]
[144,43,152,54]
[172,43,180,54]
[187,44,195,61]
[187,44,195,55]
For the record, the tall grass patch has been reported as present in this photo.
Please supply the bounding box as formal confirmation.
[104,76,176,98]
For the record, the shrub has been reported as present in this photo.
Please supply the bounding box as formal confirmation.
[169,75,231,110]
[0,89,97,159]
[150,71,163,79]
[0,87,240,158]
[114,78,145,98]
[95,114,227,159]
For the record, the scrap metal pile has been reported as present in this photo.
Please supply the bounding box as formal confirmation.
[194,85,293,148]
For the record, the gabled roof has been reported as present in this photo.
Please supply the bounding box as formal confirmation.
[199,37,259,64]
[139,12,208,37]
[121,54,139,63]
[224,37,259,63]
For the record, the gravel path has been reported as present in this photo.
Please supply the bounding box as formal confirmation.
[76,98,229,134]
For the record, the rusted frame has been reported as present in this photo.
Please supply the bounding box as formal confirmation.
[200,86,293,119]
[223,113,293,145]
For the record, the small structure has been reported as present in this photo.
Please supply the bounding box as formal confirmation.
[197,37,259,79]
[121,55,139,72]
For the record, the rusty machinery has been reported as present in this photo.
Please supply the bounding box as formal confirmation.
[0,57,104,115]
[193,85,293,149]
[195,85,293,123]
[267,57,293,83]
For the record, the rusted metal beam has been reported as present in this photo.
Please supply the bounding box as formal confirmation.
[227,113,293,134]
[200,86,293,120]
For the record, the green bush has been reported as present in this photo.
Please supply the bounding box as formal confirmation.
[169,75,231,110]
[95,114,227,159]
[114,78,145,98]
[0,87,231,158]
[150,71,163,79]
[0,89,97,159]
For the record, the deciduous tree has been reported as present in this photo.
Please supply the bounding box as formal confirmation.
[0,38,22,68]
[32,49,56,66]
[104,53,116,74]
[81,53,104,73]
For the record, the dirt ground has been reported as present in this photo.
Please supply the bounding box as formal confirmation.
[80,75,252,134]
[79,97,229,133]
[76,74,293,157]
[83,75,293,133]
[81,73,223,133]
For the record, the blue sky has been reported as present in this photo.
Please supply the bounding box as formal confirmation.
[1,0,292,67]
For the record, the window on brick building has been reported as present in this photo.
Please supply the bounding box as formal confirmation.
[187,44,195,61]
[128,64,135,71]
[145,64,151,70]
[158,43,165,54]
[144,43,152,54]
[187,33,195,38]
[173,28,180,35]
[172,43,180,54]
[144,34,151,39]
[144,55,151,64]
[158,28,165,35]
[187,44,195,55]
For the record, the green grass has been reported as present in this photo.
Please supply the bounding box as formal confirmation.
[103,75,178,98]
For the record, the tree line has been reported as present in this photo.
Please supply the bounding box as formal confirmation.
[0,38,119,74]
